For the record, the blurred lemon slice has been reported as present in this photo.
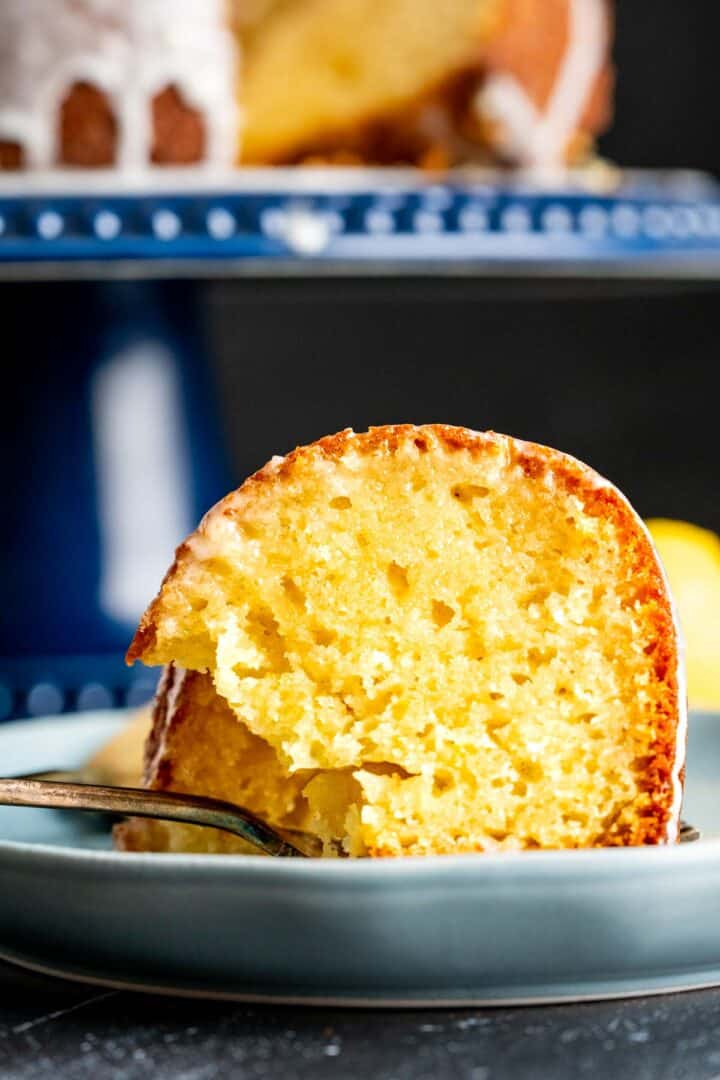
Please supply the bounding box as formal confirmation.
[647,519,720,710]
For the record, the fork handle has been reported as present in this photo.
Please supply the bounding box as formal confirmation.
[0,777,306,857]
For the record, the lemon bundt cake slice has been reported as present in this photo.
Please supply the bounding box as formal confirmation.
[122,425,686,857]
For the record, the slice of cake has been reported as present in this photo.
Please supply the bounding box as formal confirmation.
[121,426,686,857]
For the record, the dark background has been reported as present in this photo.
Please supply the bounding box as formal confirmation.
[207,278,718,530]
[601,1,720,174]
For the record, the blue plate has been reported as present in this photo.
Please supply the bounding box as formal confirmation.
[0,710,718,1006]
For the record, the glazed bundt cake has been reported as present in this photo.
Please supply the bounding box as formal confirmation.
[120,425,686,857]
[0,0,612,170]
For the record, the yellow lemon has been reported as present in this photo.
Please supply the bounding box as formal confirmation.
[647,519,720,710]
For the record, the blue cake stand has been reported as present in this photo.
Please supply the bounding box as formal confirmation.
[2,167,720,277]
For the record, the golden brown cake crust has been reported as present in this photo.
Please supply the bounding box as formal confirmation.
[483,0,613,115]
[58,82,117,167]
[150,86,205,166]
[0,140,24,170]
[479,0,614,164]
[127,424,684,850]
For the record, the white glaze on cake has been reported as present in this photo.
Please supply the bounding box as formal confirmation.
[0,0,239,168]
[476,0,608,169]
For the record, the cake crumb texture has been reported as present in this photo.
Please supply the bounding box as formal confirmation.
[126,425,682,857]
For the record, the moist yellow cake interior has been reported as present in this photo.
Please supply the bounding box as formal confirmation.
[138,436,671,856]
[237,0,503,161]
[128,672,313,855]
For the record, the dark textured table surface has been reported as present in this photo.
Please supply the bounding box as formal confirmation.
[2,960,720,1080]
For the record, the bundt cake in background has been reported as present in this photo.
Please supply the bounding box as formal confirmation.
[119,425,686,858]
[0,0,613,170]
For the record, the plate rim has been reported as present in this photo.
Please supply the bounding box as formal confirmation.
[6,947,720,1009]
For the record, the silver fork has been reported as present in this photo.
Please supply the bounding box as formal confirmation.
[0,777,313,857]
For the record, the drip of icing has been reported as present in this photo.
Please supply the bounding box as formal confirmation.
[0,0,240,169]
[476,0,607,169]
